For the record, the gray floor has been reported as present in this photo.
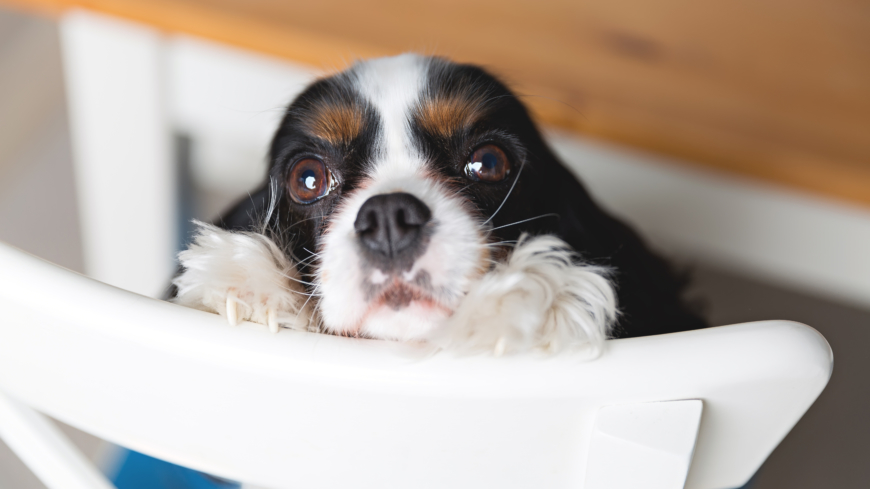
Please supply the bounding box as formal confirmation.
[687,267,870,488]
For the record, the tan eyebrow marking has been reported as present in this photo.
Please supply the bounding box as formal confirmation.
[304,102,365,145]
[415,91,488,137]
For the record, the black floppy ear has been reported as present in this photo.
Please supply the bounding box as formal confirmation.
[527,142,708,338]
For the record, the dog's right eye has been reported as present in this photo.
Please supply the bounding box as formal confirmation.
[465,144,511,183]
[287,158,336,204]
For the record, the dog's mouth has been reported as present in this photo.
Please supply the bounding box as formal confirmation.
[342,272,454,340]
[377,281,428,310]
[365,271,446,312]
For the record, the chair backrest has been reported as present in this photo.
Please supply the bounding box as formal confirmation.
[0,241,832,489]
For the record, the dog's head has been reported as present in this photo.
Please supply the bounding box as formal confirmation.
[265,54,582,339]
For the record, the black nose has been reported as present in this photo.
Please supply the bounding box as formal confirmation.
[354,192,432,264]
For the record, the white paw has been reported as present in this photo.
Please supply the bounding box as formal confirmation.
[224,288,294,333]
[428,234,617,356]
[172,222,314,332]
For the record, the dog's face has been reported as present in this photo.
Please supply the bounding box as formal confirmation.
[267,54,562,339]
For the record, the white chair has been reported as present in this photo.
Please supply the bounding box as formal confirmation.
[0,241,832,489]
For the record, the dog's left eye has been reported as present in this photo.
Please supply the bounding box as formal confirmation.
[287,158,336,204]
[464,144,511,182]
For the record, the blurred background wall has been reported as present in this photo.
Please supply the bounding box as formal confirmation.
[0,2,868,488]
[0,8,82,272]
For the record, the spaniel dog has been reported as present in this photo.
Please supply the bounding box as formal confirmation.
[170,54,706,355]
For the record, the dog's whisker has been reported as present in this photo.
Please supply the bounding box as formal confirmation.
[482,161,525,225]
[281,287,322,298]
[261,177,280,233]
[302,247,322,257]
[297,289,319,319]
[279,278,323,298]
[280,273,319,287]
[296,254,322,267]
[483,240,519,248]
[274,216,321,247]
[488,213,560,232]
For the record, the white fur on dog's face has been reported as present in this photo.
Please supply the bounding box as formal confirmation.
[173,54,618,355]
[316,55,489,340]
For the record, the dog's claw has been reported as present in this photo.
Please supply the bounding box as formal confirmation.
[494,337,506,357]
[267,308,279,333]
[226,291,239,326]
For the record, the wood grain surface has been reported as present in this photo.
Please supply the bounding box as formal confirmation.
[5,0,869,206]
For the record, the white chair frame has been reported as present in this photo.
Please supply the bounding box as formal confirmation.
[0,241,832,489]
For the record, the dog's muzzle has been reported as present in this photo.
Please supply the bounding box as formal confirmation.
[353,192,432,271]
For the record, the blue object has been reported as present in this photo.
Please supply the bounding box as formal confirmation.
[110,449,240,489]
[107,445,760,489]
[107,446,760,489]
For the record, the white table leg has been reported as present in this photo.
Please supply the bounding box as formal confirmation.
[60,10,176,297]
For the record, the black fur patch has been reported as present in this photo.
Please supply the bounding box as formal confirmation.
[256,72,382,271]
[214,56,707,338]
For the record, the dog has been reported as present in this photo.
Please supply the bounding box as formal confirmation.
[170,54,707,355]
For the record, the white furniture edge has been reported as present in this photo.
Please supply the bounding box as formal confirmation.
[549,131,870,311]
[0,390,114,489]
[60,10,176,298]
[0,241,832,488]
[585,399,704,489]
